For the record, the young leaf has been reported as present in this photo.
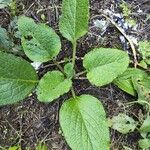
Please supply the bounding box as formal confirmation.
[18,16,61,62]
[83,48,129,86]
[60,94,110,150]
[0,52,38,106]
[113,68,148,96]
[138,139,150,149]
[37,71,72,102]
[64,62,75,78]
[59,0,89,43]
[140,116,150,133]
[110,113,137,134]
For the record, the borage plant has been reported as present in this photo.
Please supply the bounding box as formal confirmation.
[0,0,134,149]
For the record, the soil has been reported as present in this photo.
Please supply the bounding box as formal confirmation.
[0,0,150,150]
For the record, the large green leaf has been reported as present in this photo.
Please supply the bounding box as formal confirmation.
[0,52,38,105]
[18,16,61,62]
[113,68,148,96]
[59,0,89,43]
[60,95,110,150]
[83,48,129,86]
[37,71,72,102]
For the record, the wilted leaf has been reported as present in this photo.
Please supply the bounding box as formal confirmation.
[110,113,137,134]
[60,94,110,150]
[113,68,148,96]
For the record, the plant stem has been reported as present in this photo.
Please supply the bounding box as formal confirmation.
[71,87,76,98]
[72,40,77,68]
[126,101,150,109]
[53,60,65,75]
[75,70,87,77]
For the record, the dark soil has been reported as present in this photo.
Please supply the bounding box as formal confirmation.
[0,0,150,150]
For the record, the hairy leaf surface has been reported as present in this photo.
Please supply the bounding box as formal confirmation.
[60,95,110,150]
[37,71,72,102]
[0,52,38,105]
[83,48,129,86]
[18,16,61,62]
[59,0,89,42]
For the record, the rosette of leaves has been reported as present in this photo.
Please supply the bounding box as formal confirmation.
[0,0,132,149]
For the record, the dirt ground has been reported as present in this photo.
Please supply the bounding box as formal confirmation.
[0,0,150,149]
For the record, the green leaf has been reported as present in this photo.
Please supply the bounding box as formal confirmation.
[37,71,72,102]
[17,16,37,36]
[138,139,150,149]
[36,142,48,150]
[0,52,38,104]
[0,27,13,51]
[110,113,137,134]
[59,0,89,43]
[139,60,148,69]
[0,0,12,8]
[139,41,150,65]
[113,68,148,96]
[132,75,150,103]
[18,16,61,62]
[8,146,21,150]
[83,48,129,86]
[140,116,150,133]
[60,94,110,150]
[64,62,75,78]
